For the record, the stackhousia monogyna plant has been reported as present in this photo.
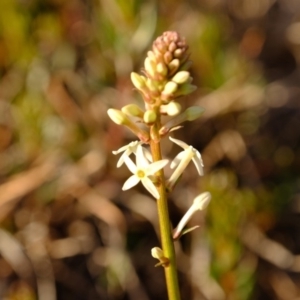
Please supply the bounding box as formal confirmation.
[108,31,211,300]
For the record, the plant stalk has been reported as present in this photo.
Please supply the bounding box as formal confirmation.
[150,121,181,300]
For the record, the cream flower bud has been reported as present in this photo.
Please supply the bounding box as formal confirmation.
[162,81,178,95]
[168,59,180,76]
[131,72,146,90]
[144,57,156,78]
[146,78,159,94]
[147,50,156,61]
[160,102,182,116]
[167,102,182,116]
[168,41,177,52]
[151,247,164,260]
[174,48,183,58]
[164,51,173,64]
[151,247,169,267]
[171,71,190,84]
[122,104,144,118]
[156,62,168,76]
[107,109,129,125]
[108,109,149,142]
[143,109,157,124]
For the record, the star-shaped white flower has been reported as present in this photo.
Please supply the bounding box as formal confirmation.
[112,141,152,168]
[167,137,204,191]
[122,145,169,199]
[169,136,204,175]
[173,192,211,240]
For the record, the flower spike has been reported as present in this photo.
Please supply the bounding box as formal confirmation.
[106,31,210,298]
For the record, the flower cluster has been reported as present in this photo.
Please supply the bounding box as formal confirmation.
[107,31,204,143]
[131,31,196,105]
[108,31,210,240]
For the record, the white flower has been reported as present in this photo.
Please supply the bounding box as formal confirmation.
[167,137,204,191]
[173,192,211,240]
[122,145,169,199]
[169,137,203,175]
[112,141,152,167]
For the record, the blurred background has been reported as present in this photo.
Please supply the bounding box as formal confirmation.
[0,0,300,299]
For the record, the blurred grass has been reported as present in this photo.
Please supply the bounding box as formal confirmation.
[1,0,300,299]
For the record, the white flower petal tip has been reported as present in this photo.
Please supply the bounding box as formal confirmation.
[193,192,211,210]
[169,136,189,148]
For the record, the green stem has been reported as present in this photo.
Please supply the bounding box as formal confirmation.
[150,122,181,300]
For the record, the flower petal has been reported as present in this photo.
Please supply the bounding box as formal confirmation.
[122,175,140,191]
[169,136,189,149]
[124,156,137,174]
[145,159,169,175]
[193,192,211,210]
[112,144,128,155]
[192,151,204,175]
[142,147,153,162]
[113,141,142,167]
[141,177,160,199]
[170,151,185,169]
[136,145,150,168]
[116,150,129,168]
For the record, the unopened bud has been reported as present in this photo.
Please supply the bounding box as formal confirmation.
[156,62,168,76]
[122,104,144,118]
[151,247,169,267]
[160,102,182,116]
[164,51,173,64]
[147,50,156,61]
[146,78,159,94]
[143,109,157,124]
[131,72,146,90]
[107,109,150,142]
[162,81,178,95]
[144,57,156,78]
[168,59,180,76]
[168,41,177,52]
[107,109,129,125]
[172,71,190,84]
[174,48,183,58]
[151,247,164,260]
